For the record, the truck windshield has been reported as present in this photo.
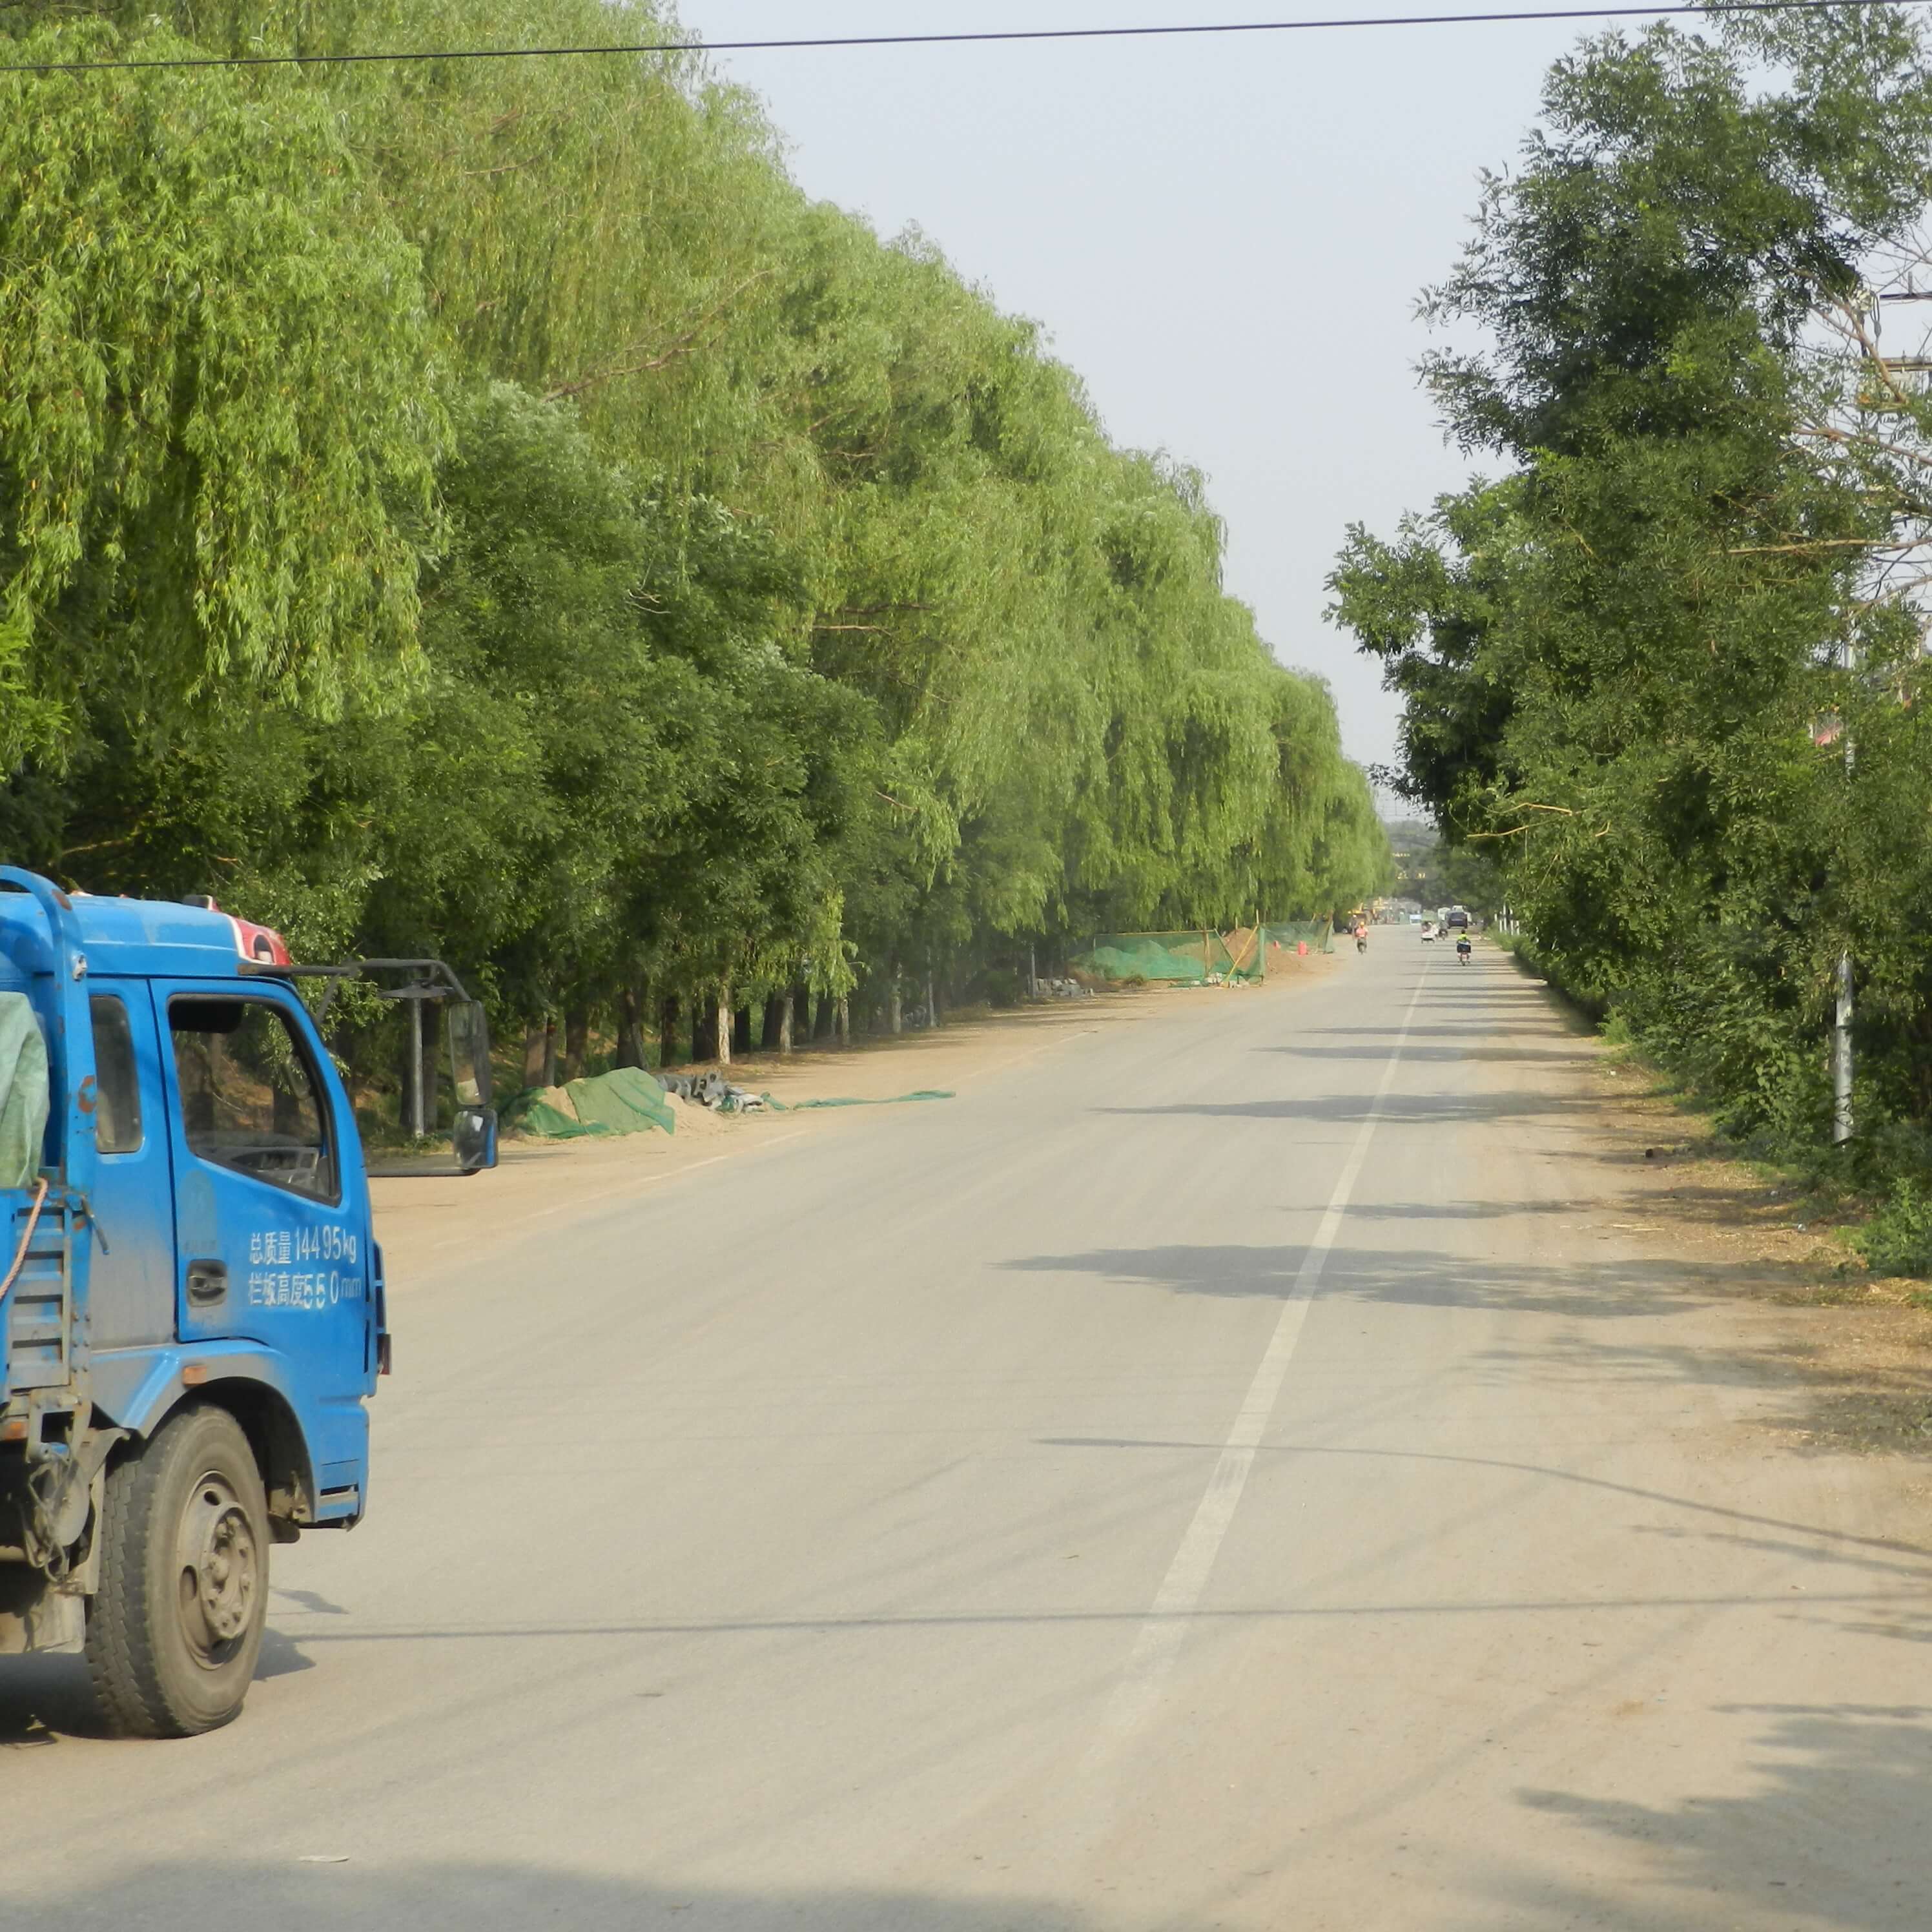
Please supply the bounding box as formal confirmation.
[169,998,336,1203]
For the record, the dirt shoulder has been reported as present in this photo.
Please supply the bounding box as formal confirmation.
[370,949,1342,1287]
[1506,956,1932,1463]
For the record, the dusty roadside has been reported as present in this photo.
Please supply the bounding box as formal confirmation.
[1502,956,1932,1463]
[369,949,1343,1286]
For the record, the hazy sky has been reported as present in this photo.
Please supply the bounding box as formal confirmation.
[670,0,1599,783]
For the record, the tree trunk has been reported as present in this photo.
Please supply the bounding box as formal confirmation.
[926,968,938,1028]
[888,964,902,1036]
[812,991,836,1042]
[421,1002,442,1131]
[522,1020,548,1088]
[690,997,717,1064]
[716,985,733,1067]
[657,992,682,1068]
[777,989,794,1054]
[836,994,850,1047]
[616,985,648,1070]
[733,1003,753,1056]
[540,1016,558,1089]
[760,992,785,1051]
[560,1002,591,1084]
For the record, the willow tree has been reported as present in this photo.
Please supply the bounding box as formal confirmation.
[0,15,443,779]
[4,0,1388,1049]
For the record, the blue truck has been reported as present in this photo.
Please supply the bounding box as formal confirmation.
[0,868,495,1736]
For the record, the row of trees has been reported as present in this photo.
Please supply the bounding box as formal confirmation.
[1331,10,1932,1252]
[0,0,1387,1085]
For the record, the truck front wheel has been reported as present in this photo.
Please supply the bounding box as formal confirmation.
[85,1404,269,1738]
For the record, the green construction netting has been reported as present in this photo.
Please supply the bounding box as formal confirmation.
[1261,920,1335,958]
[1074,930,1265,985]
[502,1066,676,1139]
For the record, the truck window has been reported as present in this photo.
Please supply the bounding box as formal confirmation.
[168,997,337,1203]
[88,995,143,1155]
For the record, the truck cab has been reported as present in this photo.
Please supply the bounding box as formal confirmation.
[0,869,492,1736]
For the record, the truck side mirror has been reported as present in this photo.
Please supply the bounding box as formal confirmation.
[453,1105,497,1175]
[444,1000,492,1109]
[313,965,501,1182]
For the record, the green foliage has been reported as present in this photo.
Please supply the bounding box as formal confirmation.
[0,0,1386,1065]
[1332,12,1932,1169]
[0,15,444,748]
[1853,1178,1932,1279]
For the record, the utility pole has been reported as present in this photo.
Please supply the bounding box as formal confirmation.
[1827,284,1932,1138]
[1833,628,1855,1146]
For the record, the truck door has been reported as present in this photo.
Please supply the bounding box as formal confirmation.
[85,983,176,1349]
[158,986,373,1506]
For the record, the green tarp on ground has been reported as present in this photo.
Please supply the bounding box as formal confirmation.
[503,1065,677,1139]
[766,1090,954,1111]
[504,1070,955,1136]
[567,1066,675,1136]
[499,1093,602,1138]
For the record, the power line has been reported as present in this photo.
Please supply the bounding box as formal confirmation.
[1,2,1926,78]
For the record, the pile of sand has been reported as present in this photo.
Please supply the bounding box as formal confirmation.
[668,1096,741,1140]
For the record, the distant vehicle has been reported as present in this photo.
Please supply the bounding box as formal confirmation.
[1408,912,1422,925]
[1446,907,1471,930]
[1420,923,1436,942]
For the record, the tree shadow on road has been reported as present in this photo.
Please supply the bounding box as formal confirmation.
[1293,1023,1502,1040]
[1351,1198,1579,1220]
[1096,1087,1598,1126]
[1000,1240,1720,1322]
[1447,1703,1932,1931]
[1266,1042,1592,1067]
[998,1240,1932,1441]
[33,1716,1932,1929]
[21,1862,1125,1932]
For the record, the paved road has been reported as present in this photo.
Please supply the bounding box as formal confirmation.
[7,943,1929,1929]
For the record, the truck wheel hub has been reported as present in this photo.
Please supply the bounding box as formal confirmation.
[177,1475,258,1654]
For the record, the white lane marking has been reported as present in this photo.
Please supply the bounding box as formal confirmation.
[982,1024,1102,1074]
[1084,962,1430,1765]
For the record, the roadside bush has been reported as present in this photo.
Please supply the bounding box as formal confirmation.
[978,967,1022,1009]
[1853,1177,1932,1279]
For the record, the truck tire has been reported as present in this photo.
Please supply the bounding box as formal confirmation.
[85,1404,269,1738]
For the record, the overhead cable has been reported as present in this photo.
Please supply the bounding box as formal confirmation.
[2,2,1926,78]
